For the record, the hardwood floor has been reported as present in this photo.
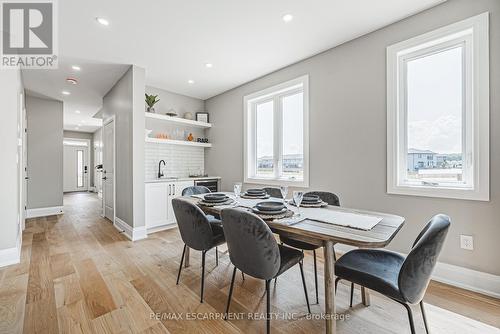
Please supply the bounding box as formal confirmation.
[0,192,499,333]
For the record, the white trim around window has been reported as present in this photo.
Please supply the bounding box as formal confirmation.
[387,13,489,201]
[244,75,310,187]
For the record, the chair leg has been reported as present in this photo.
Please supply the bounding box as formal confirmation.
[200,250,206,303]
[402,303,416,334]
[224,267,237,320]
[176,244,186,285]
[349,282,354,307]
[265,280,271,334]
[420,301,430,334]
[313,249,319,304]
[215,246,219,266]
[334,277,340,293]
[298,261,312,314]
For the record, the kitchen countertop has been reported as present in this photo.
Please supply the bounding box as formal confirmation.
[145,176,221,183]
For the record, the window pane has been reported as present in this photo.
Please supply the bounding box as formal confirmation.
[256,100,274,176]
[282,92,304,180]
[77,150,84,187]
[406,46,463,185]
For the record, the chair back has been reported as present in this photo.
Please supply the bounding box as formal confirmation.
[398,214,451,304]
[263,187,282,199]
[172,197,214,251]
[221,208,280,280]
[305,191,340,206]
[182,186,211,196]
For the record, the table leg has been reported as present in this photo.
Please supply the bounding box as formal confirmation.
[361,286,371,306]
[324,240,336,334]
[184,246,190,267]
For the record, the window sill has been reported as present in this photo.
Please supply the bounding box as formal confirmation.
[387,184,489,201]
[244,177,309,188]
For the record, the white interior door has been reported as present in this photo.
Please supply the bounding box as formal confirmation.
[103,120,115,221]
[63,141,89,192]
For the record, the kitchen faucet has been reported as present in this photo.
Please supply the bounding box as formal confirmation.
[158,160,166,178]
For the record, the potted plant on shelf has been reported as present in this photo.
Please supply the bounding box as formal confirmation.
[145,94,160,113]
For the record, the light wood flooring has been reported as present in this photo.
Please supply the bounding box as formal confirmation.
[0,192,499,334]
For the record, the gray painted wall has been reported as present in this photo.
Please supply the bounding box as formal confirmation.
[0,69,23,251]
[26,95,64,210]
[102,65,145,228]
[205,0,500,276]
[146,86,205,117]
[63,130,95,187]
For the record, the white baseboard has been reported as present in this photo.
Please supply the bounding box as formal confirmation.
[26,206,63,218]
[147,223,177,235]
[334,244,500,299]
[0,235,21,268]
[114,217,147,241]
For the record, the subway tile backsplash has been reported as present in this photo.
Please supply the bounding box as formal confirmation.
[145,142,204,180]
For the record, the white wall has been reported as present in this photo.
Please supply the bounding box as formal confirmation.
[205,0,500,277]
[102,65,145,228]
[146,86,205,117]
[0,68,24,264]
[26,95,64,211]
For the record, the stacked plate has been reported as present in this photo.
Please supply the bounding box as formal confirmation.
[242,188,270,199]
[199,193,233,206]
[252,201,286,215]
[291,195,327,208]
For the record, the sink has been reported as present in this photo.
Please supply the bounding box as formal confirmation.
[158,177,178,180]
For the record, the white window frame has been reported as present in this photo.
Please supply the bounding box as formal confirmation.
[244,75,309,187]
[387,13,489,201]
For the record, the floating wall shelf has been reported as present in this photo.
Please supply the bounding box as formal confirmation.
[145,112,212,129]
[145,137,212,148]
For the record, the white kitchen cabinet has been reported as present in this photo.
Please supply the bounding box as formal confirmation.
[145,180,194,233]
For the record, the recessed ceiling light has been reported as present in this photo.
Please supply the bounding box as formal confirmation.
[96,17,109,26]
[282,14,293,22]
[205,63,213,68]
[72,65,81,71]
[75,110,80,114]
[188,79,195,84]
[66,77,78,85]
[62,91,70,95]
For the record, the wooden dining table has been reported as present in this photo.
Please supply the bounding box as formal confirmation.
[182,195,405,334]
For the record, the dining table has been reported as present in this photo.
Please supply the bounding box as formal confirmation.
[182,193,405,334]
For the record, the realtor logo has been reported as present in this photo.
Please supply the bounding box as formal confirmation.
[1,0,58,68]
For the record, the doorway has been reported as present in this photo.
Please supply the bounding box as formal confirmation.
[63,139,90,192]
[102,117,115,222]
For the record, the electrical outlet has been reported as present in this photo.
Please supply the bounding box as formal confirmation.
[460,235,474,251]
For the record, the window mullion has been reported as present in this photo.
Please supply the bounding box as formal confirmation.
[274,96,282,179]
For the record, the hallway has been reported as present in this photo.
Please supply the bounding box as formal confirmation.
[0,192,498,334]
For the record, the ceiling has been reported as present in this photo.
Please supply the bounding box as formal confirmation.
[22,0,445,133]
[22,59,129,132]
[58,0,445,100]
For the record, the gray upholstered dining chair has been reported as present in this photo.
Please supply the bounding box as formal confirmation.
[182,185,211,196]
[279,191,341,304]
[335,214,451,334]
[263,187,282,199]
[221,208,311,334]
[172,197,226,303]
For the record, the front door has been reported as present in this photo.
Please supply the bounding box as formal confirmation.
[63,140,89,192]
[103,120,115,221]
